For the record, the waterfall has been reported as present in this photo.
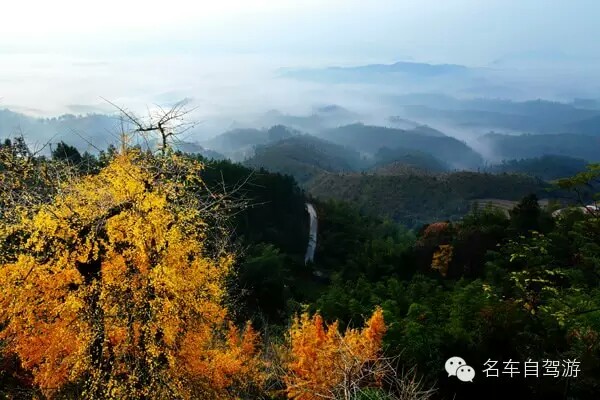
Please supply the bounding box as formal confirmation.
[304,203,318,264]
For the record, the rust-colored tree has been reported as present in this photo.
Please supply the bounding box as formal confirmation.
[281,308,434,400]
[0,148,262,399]
[283,308,387,399]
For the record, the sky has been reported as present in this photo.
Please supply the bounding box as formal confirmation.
[1,0,599,116]
[1,0,598,64]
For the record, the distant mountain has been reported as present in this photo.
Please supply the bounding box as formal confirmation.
[257,106,360,133]
[391,95,600,134]
[563,115,600,136]
[570,98,600,110]
[391,94,598,116]
[490,50,574,68]
[486,155,588,181]
[281,61,470,84]
[204,128,267,149]
[480,133,600,162]
[386,118,448,137]
[312,104,357,118]
[387,116,421,130]
[0,109,121,151]
[174,142,225,160]
[202,125,300,161]
[317,123,483,169]
[244,134,364,184]
[402,104,600,134]
[408,125,447,137]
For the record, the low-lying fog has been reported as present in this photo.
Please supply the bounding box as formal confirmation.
[3,52,600,140]
[3,0,600,162]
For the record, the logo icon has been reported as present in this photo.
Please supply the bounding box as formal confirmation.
[445,356,475,382]
[456,365,475,382]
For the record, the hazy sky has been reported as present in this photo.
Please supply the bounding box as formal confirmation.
[1,0,599,116]
[1,0,598,65]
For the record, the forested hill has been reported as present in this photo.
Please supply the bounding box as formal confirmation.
[243,134,365,183]
[317,123,483,169]
[479,133,600,162]
[307,171,552,228]
[485,155,589,180]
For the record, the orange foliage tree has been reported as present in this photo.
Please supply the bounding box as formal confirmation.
[422,222,449,238]
[0,149,262,399]
[283,308,387,400]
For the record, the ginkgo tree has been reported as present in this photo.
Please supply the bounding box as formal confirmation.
[0,144,263,399]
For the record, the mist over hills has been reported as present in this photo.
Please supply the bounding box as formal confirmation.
[4,55,600,158]
[279,59,600,100]
[0,109,121,152]
[479,133,600,162]
[280,61,472,84]
[4,85,600,179]
[3,58,600,201]
[399,103,599,135]
[256,106,362,133]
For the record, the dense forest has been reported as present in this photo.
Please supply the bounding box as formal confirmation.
[1,125,599,399]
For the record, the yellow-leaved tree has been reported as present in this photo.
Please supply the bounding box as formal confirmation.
[0,149,262,399]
